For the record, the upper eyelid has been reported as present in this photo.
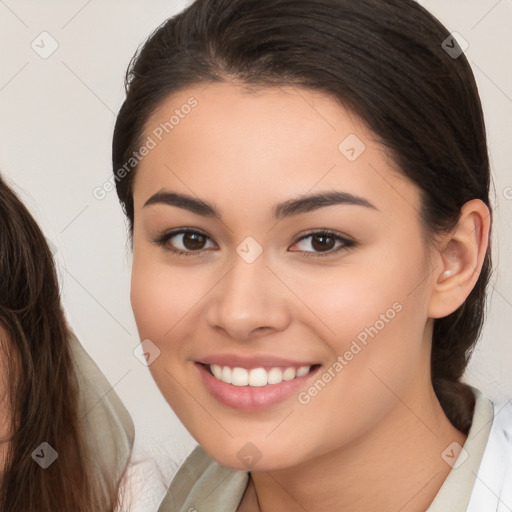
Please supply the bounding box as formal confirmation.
[157,227,351,240]
[156,228,216,246]
[290,231,353,250]
[295,230,351,241]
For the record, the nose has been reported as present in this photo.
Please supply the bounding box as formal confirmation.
[205,254,292,341]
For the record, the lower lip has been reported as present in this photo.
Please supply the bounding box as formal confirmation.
[196,363,320,411]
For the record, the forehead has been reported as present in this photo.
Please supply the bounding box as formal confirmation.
[143,81,368,159]
[134,81,420,221]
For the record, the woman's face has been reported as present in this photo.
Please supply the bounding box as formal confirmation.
[130,82,439,470]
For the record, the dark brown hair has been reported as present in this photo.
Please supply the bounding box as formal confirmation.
[112,0,491,433]
[0,174,120,511]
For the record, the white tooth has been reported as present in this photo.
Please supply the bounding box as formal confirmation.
[221,366,232,384]
[210,364,222,379]
[267,367,283,385]
[231,367,249,386]
[213,365,307,386]
[296,365,310,377]
[248,368,268,387]
[282,367,296,381]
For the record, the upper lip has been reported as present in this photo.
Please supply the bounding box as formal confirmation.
[196,354,319,369]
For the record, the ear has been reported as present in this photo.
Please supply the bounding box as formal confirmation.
[428,199,491,319]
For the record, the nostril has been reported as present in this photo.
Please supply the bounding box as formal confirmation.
[251,326,274,336]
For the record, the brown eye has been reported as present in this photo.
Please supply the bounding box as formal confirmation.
[310,234,336,252]
[182,232,207,250]
[290,230,355,257]
[154,229,216,254]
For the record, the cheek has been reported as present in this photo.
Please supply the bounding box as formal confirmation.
[130,252,204,342]
[130,250,189,351]
[343,241,428,327]
[291,256,423,350]
[130,255,199,409]
[291,243,431,397]
[130,261,171,341]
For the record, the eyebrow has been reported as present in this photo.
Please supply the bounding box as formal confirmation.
[143,190,377,220]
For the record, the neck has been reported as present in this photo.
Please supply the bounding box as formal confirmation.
[249,384,467,512]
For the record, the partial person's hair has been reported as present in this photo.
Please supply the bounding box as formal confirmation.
[112,0,492,433]
[0,174,119,511]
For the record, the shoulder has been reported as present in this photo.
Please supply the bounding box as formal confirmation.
[117,456,170,512]
[68,331,135,482]
[467,393,512,511]
[158,445,249,512]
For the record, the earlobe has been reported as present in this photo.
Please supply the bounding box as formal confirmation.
[428,199,491,319]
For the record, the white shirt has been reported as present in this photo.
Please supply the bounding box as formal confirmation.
[466,393,512,511]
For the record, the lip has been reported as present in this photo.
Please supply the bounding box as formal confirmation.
[196,361,321,411]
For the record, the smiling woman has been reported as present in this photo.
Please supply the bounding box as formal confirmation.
[112,0,511,511]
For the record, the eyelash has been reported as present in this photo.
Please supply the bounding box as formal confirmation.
[153,228,356,258]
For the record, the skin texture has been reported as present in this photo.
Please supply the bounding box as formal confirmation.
[130,82,490,511]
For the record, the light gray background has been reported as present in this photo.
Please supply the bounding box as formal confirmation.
[0,0,510,489]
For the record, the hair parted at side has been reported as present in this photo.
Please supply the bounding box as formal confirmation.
[112,0,492,433]
[0,174,120,511]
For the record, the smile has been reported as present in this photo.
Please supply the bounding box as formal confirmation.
[208,364,312,387]
[196,359,321,411]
